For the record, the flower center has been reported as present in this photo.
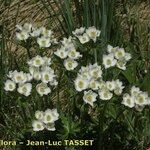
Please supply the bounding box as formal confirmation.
[78,81,84,88]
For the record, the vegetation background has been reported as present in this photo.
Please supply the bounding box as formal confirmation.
[0,0,150,150]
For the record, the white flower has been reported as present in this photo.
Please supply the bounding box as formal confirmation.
[29,67,42,81]
[146,97,150,105]
[16,23,32,33]
[51,38,58,44]
[7,71,15,78]
[98,80,107,90]
[89,79,99,90]
[51,109,59,122]
[116,60,127,70]
[68,49,82,59]
[16,31,29,41]
[50,80,58,86]
[89,63,102,79]
[78,33,90,44]
[35,111,44,120]
[83,90,97,106]
[130,86,140,97]
[135,105,145,112]
[54,47,68,59]
[122,94,135,108]
[26,73,33,82]
[61,36,72,46]
[36,83,51,96]
[32,120,44,131]
[64,58,78,71]
[114,79,124,95]
[41,27,53,38]
[45,123,56,131]
[4,80,16,91]
[22,23,32,33]
[115,48,125,60]
[107,45,118,54]
[43,109,55,124]
[98,89,113,100]
[43,57,51,66]
[135,92,148,106]
[106,80,115,91]
[17,83,32,96]
[16,24,23,31]
[41,70,55,83]
[79,66,91,80]
[30,28,42,37]
[12,71,28,84]
[28,55,44,67]
[103,53,117,69]
[37,37,51,48]
[125,53,132,61]
[72,27,85,37]
[86,26,101,42]
[33,71,42,81]
[74,77,89,91]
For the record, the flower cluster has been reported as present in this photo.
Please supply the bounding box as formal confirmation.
[28,55,57,96]
[72,26,101,43]
[98,79,124,100]
[4,55,57,97]
[74,63,125,106]
[4,71,32,96]
[16,23,57,48]
[74,63,102,106]
[54,37,82,71]
[103,45,131,70]
[122,86,150,109]
[32,109,59,131]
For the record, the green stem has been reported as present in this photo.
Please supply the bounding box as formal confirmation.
[94,48,97,63]
[97,102,108,150]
